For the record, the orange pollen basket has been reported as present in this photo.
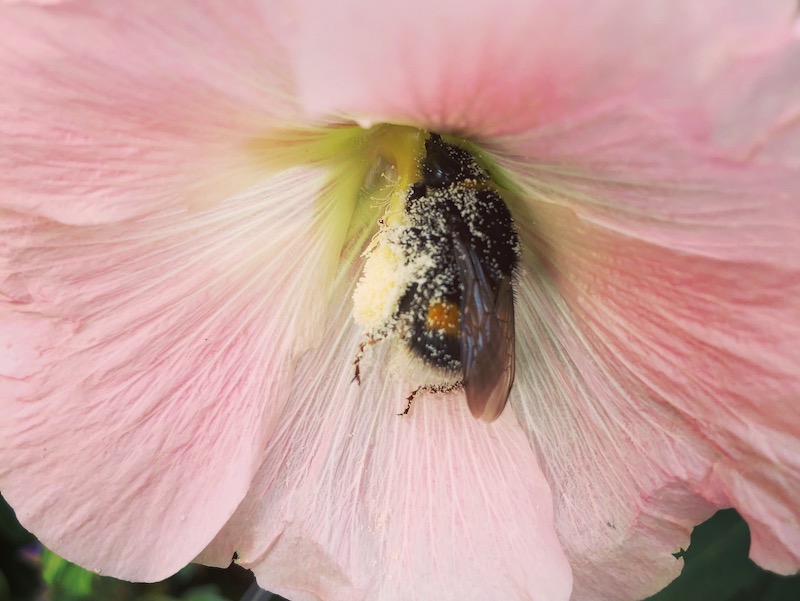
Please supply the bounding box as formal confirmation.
[425,301,461,336]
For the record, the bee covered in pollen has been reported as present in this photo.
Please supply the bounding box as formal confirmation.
[352,131,520,422]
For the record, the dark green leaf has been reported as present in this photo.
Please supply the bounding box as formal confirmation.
[645,509,800,601]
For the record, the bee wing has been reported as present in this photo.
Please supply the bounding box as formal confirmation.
[451,233,516,422]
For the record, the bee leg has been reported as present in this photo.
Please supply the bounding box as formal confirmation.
[352,329,389,385]
[398,381,463,416]
[352,339,368,384]
[399,386,421,416]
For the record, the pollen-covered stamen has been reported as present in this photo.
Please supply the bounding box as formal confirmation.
[365,126,428,224]
[352,127,430,334]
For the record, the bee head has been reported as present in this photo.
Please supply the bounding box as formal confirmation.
[422,134,485,188]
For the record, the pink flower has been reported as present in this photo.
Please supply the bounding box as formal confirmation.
[2,1,799,600]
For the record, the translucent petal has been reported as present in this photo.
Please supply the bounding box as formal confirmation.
[495,110,800,599]
[200,280,573,601]
[290,0,796,136]
[0,0,302,224]
[0,163,354,580]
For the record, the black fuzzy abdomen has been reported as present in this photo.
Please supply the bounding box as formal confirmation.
[396,280,463,372]
[391,134,520,375]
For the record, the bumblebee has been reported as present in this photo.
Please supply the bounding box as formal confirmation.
[354,133,520,422]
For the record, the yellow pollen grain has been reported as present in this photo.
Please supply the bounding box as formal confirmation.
[352,241,406,330]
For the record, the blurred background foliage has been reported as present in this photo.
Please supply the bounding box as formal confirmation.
[2,492,798,601]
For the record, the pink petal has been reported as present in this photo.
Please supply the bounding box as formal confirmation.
[0,0,301,224]
[0,4,367,578]
[290,0,796,137]
[199,282,573,601]
[705,41,800,166]
[494,109,800,599]
[0,162,352,580]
